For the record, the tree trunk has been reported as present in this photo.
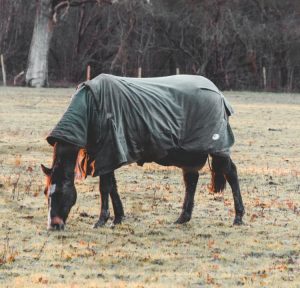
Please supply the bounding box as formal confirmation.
[26,0,53,87]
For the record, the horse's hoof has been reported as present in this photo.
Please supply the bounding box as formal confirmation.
[233,217,244,225]
[174,214,191,224]
[93,220,106,228]
[113,215,124,225]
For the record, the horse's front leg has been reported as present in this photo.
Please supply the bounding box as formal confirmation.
[93,173,111,228]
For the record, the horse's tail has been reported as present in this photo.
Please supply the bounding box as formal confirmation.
[209,156,227,193]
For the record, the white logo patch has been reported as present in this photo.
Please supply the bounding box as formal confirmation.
[212,134,220,141]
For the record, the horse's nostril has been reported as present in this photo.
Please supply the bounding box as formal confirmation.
[53,224,60,230]
[50,223,65,231]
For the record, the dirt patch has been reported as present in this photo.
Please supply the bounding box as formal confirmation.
[0,87,299,287]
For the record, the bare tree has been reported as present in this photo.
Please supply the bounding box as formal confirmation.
[26,0,53,87]
[25,0,112,87]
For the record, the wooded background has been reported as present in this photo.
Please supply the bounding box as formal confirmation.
[0,0,299,91]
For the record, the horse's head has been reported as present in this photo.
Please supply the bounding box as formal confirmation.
[41,143,79,230]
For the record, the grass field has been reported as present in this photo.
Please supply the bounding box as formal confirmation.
[0,87,299,287]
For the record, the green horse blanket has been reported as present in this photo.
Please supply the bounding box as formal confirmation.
[47,74,234,176]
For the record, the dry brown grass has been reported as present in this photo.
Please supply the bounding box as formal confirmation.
[0,87,299,287]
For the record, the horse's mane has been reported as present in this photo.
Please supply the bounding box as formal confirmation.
[75,149,95,180]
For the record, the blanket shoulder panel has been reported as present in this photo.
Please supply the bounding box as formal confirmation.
[46,87,94,148]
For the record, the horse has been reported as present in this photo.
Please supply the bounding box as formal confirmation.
[41,74,245,230]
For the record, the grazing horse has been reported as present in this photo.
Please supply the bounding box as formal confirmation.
[42,74,245,230]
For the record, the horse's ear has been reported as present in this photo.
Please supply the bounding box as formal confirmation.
[41,164,52,176]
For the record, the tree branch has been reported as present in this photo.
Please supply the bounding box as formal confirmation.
[53,0,112,22]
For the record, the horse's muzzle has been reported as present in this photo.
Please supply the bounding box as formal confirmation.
[48,216,65,231]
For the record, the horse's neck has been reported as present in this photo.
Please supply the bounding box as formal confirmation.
[56,142,79,179]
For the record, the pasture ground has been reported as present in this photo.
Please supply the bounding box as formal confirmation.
[0,87,299,287]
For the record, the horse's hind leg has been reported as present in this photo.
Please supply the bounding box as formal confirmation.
[175,168,199,224]
[226,159,245,225]
[94,173,112,228]
[109,174,125,225]
[211,155,245,225]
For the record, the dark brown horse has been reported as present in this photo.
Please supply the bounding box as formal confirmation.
[42,144,244,230]
[41,74,244,230]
